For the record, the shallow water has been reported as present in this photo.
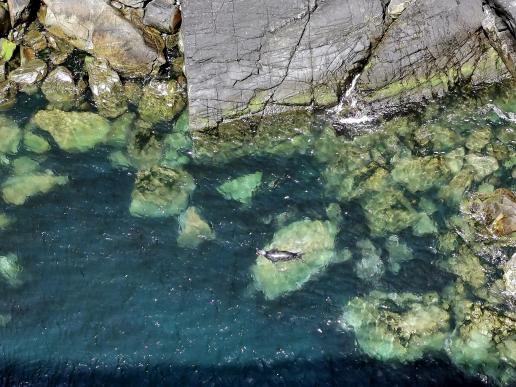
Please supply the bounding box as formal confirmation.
[0,86,514,385]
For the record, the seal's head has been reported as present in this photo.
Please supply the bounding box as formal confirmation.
[256,249,266,257]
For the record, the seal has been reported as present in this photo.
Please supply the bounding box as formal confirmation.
[256,248,304,263]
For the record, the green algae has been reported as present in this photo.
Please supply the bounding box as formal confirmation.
[32,110,111,152]
[252,219,337,300]
[217,172,263,205]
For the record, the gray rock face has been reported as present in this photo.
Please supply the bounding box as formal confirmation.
[182,0,516,130]
[115,0,146,7]
[183,0,385,130]
[7,0,31,26]
[42,0,165,77]
[356,0,493,108]
[491,0,516,36]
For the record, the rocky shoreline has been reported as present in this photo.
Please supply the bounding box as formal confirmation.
[0,0,185,123]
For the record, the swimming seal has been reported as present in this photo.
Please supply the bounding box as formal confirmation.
[256,248,304,263]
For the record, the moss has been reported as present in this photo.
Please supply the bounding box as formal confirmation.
[252,219,337,299]
[32,110,111,152]
[217,172,262,205]
[0,39,16,62]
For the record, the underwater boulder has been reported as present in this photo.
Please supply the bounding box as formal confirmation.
[126,121,164,170]
[0,115,21,155]
[391,156,448,193]
[465,154,499,181]
[447,300,516,385]
[465,127,491,152]
[0,253,22,287]
[1,171,68,205]
[85,57,128,118]
[129,165,195,218]
[504,253,516,299]
[385,235,414,274]
[23,131,51,154]
[342,291,450,362]
[217,172,263,205]
[252,219,338,300]
[0,213,12,229]
[138,80,185,124]
[354,239,385,283]
[437,167,474,205]
[32,109,111,152]
[443,247,487,289]
[177,206,215,249]
[162,112,192,168]
[41,66,78,109]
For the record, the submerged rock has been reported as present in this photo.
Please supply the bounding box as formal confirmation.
[41,66,78,109]
[0,213,12,229]
[252,219,337,300]
[32,110,111,152]
[177,206,215,249]
[0,253,22,287]
[23,131,50,154]
[1,171,68,205]
[465,154,499,181]
[385,235,413,274]
[391,156,448,193]
[138,80,185,124]
[354,239,384,283]
[217,172,262,205]
[130,165,195,218]
[342,291,450,362]
[85,57,127,118]
[447,300,516,385]
[0,115,21,155]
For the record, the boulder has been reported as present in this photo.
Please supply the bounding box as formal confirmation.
[41,0,165,77]
[41,66,78,109]
[8,59,47,92]
[85,57,127,118]
[7,0,31,26]
[2,172,68,205]
[177,206,215,248]
[138,79,185,124]
[0,115,21,155]
[143,0,181,34]
[217,172,262,205]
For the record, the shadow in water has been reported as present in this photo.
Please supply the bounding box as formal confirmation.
[0,357,487,386]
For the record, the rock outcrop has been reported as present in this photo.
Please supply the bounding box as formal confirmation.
[182,0,516,130]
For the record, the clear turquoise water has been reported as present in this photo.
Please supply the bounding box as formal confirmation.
[0,88,513,385]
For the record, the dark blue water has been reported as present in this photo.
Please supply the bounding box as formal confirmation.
[0,90,512,385]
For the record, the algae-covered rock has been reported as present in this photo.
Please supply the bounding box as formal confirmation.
[217,172,262,205]
[465,154,499,181]
[355,239,384,282]
[177,206,215,249]
[252,219,337,299]
[41,66,78,109]
[0,253,22,287]
[447,301,516,385]
[444,247,487,289]
[32,110,111,152]
[391,156,448,193]
[466,128,491,152]
[385,235,414,273]
[342,291,450,362]
[138,80,185,124]
[412,213,438,236]
[130,165,195,218]
[1,171,68,205]
[437,167,474,205]
[162,111,192,168]
[11,156,40,175]
[23,131,50,154]
[85,57,127,118]
[504,253,516,299]
[0,115,21,155]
